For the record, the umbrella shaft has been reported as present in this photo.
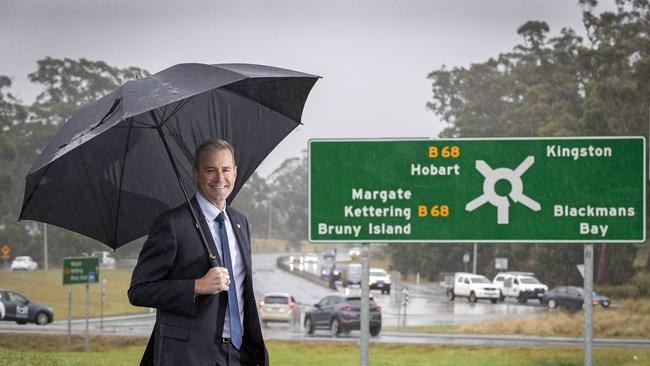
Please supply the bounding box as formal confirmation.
[149,112,220,267]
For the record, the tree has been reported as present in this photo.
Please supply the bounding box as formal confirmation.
[29,57,148,125]
[425,0,648,285]
[231,171,271,239]
[0,58,149,266]
[266,151,308,248]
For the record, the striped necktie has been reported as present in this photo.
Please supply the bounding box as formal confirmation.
[216,212,243,349]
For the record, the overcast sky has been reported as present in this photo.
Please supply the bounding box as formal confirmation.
[0,0,616,176]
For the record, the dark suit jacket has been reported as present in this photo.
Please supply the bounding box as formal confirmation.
[128,197,268,366]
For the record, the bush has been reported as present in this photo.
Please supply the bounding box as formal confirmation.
[596,272,650,299]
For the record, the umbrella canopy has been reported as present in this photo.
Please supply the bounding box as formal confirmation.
[20,63,319,249]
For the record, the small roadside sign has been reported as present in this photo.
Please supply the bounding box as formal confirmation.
[63,257,99,285]
[1,245,10,259]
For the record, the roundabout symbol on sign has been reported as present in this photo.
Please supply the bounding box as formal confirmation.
[465,156,541,224]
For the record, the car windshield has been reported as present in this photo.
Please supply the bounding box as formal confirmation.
[370,271,386,277]
[16,256,30,261]
[346,297,377,306]
[520,277,540,284]
[470,277,490,284]
[264,296,288,304]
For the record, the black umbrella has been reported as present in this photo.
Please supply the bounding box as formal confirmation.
[19,63,319,265]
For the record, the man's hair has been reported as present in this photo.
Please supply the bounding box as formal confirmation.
[193,139,236,168]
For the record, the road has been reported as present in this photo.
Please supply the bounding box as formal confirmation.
[1,253,648,349]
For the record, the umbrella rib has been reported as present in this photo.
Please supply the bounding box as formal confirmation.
[113,125,156,130]
[130,118,156,128]
[112,118,135,246]
[160,97,193,127]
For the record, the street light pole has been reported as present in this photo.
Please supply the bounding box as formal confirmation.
[43,223,48,271]
[267,196,272,242]
[472,243,477,274]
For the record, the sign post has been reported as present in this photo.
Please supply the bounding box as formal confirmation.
[584,244,594,366]
[1,245,10,270]
[309,137,645,366]
[63,256,99,352]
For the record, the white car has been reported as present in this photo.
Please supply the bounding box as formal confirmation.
[91,251,116,269]
[258,292,298,327]
[493,272,548,303]
[447,272,500,303]
[10,256,38,271]
[348,247,361,257]
[369,268,392,294]
[304,253,319,263]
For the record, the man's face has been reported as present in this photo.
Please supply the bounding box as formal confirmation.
[192,148,237,210]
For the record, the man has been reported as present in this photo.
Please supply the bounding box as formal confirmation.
[129,139,267,366]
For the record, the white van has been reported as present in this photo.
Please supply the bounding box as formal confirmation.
[447,272,500,303]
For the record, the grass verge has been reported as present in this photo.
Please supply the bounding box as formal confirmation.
[0,268,143,319]
[385,299,650,338]
[0,334,649,366]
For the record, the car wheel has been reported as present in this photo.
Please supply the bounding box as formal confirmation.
[370,325,381,337]
[517,294,527,304]
[386,287,391,295]
[35,312,50,325]
[447,290,455,301]
[601,302,610,308]
[548,299,557,309]
[380,289,385,295]
[469,292,477,303]
[498,291,505,302]
[16,320,26,325]
[490,298,498,304]
[304,317,315,335]
[330,318,341,337]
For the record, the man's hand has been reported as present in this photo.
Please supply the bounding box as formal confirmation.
[194,267,230,295]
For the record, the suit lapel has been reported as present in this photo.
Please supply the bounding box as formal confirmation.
[190,196,222,267]
[226,207,252,274]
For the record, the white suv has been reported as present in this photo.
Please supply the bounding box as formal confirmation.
[447,272,499,303]
[91,251,116,269]
[10,256,38,271]
[369,268,392,294]
[492,272,548,303]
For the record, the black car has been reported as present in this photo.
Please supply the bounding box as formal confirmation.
[541,286,610,311]
[304,294,382,337]
[0,289,54,325]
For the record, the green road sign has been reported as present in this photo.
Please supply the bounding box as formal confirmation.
[63,257,99,285]
[309,137,646,243]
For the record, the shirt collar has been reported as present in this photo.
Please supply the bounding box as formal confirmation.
[195,192,227,223]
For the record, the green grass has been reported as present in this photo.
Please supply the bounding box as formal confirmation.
[383,325,461,333]
[0,268,144,318]
[0,334,649,366]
